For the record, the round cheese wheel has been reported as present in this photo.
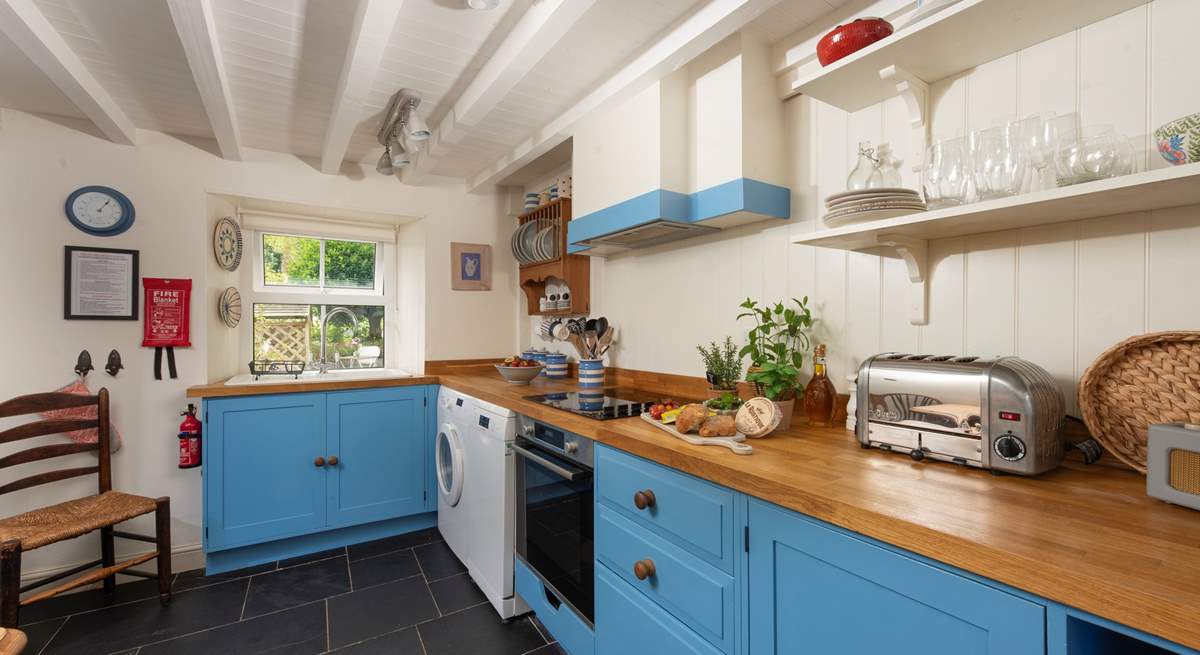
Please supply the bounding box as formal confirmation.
[736,397,781,438]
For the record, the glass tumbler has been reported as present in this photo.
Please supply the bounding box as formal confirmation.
[1017,112,1057,192]
[923,137,969,209]
[971,124,1025,200]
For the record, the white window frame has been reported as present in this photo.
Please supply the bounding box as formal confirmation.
[253,231,385,297]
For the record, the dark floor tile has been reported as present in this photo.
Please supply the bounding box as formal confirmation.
[243,557,349,619]
[139,599,326,655]
[278,547,345,569]
[428,572,486,614]
[524,644,567,655]
[19,617,66,653]
[414,540,466,581]
[42,578,248,655]
[327,575,438,649]
[19,578,161,625]
[419,605,545,655]
[349,549,420,590]
[347,528,441,562]
[329,626,423,654]
[174,562,277,592]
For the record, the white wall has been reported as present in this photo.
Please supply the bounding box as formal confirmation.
[0,110,517,578]
[588,0,1200,415]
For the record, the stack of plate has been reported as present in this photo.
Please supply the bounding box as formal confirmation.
[511,220,560,265]
[823,188,926,227]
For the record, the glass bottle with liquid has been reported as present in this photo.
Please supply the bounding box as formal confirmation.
[803,344,838,427]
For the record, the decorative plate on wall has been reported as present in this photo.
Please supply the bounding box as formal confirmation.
[213,217,243,271]
[218,286,242,328]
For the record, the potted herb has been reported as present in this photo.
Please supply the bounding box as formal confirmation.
[704,391,744,416]
[738,297,814,429]
[696,336,744,399]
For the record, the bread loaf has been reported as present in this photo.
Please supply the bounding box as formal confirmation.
[699,415,737,437]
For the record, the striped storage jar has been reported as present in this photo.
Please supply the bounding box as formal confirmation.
[545,353,569,379]
[578,358,605,387]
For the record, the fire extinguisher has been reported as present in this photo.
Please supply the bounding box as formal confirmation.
[179,404,202,469]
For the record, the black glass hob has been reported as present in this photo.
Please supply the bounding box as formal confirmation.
[523,389,656,420]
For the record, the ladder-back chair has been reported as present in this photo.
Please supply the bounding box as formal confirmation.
[0,388,170,627]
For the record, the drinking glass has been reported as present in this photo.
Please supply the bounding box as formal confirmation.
[971,124,1025,200]
[922,137,969,208]
[1052,113,1084,186]
[1016,112,1057,192]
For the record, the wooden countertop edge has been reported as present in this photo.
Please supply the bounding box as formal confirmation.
[186,375,439,398]
[437,373,1200,650]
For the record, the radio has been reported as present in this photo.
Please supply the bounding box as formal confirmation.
[1147,423,1200,511]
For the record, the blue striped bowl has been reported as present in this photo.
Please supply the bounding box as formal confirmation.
[578,358,605,387]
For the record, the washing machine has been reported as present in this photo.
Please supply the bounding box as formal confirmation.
[435,388,472,569]
[465,396,527,619]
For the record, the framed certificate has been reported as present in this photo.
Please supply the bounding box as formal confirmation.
[64,246,139,320]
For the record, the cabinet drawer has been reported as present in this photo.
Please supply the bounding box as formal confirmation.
[596,446,735,573]
[596,505,733,653]
[596,564,722,655]
[515,558,593,655]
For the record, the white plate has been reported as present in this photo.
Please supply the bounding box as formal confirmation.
[519,221,538,262]
[511,225,524,264]
[823,207,926,227]
[536,225,556,261]
[825,187,921,204]
[826,202,927,216]
[827,192,922,206]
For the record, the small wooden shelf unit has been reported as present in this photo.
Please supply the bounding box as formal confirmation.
[516,198,590,316]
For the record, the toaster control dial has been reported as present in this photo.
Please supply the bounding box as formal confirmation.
[994,434,1026,461]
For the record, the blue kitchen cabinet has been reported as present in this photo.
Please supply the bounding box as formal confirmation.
[204,386,433,556]
[746,498,1045,655]
[326,387,426,527]
[204,393,328,549]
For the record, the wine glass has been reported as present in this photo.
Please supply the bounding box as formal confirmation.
[1017,112,1057,192]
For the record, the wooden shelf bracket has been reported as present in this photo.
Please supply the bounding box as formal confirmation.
[876,233,929,326]
[879,65,929,175]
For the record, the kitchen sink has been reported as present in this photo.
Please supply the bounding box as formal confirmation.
[225,368,413,386]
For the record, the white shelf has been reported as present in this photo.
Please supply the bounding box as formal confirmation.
[787,0,1151,112]
[792,162,1200,326]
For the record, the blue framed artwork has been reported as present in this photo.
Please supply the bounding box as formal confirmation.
[450,243,491,290]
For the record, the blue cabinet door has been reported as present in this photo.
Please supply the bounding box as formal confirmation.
[747,499,1045,655]
[205,393,327,549]
[326,387,426,527]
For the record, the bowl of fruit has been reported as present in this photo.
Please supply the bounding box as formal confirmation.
[495,356,544,384]
[646,399,681,421]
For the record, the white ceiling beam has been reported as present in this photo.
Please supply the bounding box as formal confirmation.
[402,0,595,183]
[0,0,136,145]
[167,0,243,160]
[319,0,405,175]
[467,0,785,192]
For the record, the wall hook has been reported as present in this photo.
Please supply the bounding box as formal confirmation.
[105,350,124,377]
[74,350,93,378]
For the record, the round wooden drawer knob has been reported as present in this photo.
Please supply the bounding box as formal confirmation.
[314,456,326,467]
[633,559,656,580]
[633,489,656,510]
[328,455,339,466]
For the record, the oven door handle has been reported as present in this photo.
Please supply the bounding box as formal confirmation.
[512,444,590,481]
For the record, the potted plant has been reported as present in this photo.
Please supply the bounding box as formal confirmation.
[696,336,743,399]
[738,297,814,429]
[704,391,745,416]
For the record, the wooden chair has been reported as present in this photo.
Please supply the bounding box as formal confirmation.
[0,389,170,628]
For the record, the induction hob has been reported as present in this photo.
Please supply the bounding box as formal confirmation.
[523,389,657,420]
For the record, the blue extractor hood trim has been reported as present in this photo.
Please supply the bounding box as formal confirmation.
[567,178,790,253]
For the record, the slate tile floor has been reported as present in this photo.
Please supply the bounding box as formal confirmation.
[18,528,566,655]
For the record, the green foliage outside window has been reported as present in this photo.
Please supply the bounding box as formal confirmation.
[263,234,375,289]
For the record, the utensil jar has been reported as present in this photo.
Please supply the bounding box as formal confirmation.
[578,358,605,388]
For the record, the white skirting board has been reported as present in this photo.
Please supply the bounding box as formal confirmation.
[20,543,205,591]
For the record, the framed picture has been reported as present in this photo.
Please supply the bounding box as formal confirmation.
[450,243,492,291]
[64,246,139,320]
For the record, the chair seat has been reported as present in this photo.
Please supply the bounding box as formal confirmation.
[0,492,156,551]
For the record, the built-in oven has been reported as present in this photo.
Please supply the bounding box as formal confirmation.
[513,415,594,627]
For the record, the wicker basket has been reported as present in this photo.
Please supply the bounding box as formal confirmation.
[1078,331,1200,473]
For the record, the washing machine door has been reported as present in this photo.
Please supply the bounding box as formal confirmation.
[436,423,465,507]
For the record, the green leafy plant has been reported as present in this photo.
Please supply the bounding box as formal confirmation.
[738,297,814,401]
[704,392,744,412]
[696,336,743,390]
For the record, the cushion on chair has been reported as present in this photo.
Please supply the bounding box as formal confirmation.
[0,492,157,551]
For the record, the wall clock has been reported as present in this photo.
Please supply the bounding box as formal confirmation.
[213,216,243,271]
[65,186,135,236]
[218,286,242,328]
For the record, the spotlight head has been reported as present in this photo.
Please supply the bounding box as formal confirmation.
[376,147,394,175]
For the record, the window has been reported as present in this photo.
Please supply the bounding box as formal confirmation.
[262,233,380,292]
[253,304,385,368]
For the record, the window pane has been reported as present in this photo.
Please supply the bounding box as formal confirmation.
[252,303,384,369]
[263,234,320,287]
[324,239,377,289]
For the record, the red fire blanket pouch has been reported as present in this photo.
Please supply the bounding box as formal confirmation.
[142,278,192,380]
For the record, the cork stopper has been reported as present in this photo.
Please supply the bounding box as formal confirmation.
[814,343,827,357]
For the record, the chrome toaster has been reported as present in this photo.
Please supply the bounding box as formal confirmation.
[855,353,1066,475]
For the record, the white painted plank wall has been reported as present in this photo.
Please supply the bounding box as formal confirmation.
[579,0,1200,415]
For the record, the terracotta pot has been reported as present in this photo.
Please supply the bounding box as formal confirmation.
[816,17,893,66]
[774,399,796,431]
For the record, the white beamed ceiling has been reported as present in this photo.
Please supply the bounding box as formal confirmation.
[0,0,850,183]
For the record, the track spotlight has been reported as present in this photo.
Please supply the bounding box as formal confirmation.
[376,147,394,175]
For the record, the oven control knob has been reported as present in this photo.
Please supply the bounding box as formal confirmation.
[994,434,1026,461]
[521,423,534,437]
[564,441,578,454]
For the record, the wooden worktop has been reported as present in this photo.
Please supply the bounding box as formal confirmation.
[437,368,1200,651]
[186,374,438,398]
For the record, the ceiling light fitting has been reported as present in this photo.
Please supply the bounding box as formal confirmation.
[375,89,426,175]
[466,0,501,10]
